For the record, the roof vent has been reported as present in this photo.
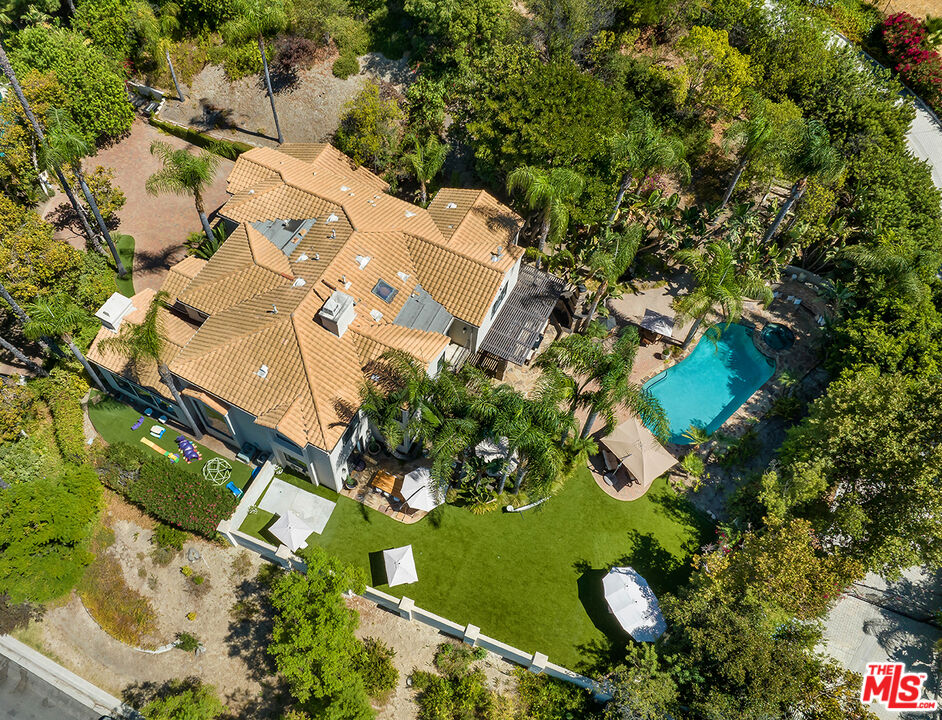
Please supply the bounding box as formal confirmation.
[405,210,416,218]
[268,304,278,314]
[445,202,457,209]
[329,230,336,239]
[318,290,356,338]
[397,271,410,282]
[293,278,306,287]
[257,364,269,379]
[491,246,503,263]
[326,213,339,223]
[95,292,135,332]
[248,189,255,195]
[314,253,320,260]
[340,185,350,192]
[370,309,384,322]
[355,255,371,270]
[297,253,309,262]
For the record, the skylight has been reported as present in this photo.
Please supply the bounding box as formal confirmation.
[372,279,398,304]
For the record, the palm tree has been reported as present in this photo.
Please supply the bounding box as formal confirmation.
[0,41,99,249]
[153,3,184,101]
[581,225,642,329]
[222,0,288,143]
[762,119,843,244]
[537,323,667,440]
[674,241,774,349]
[43,109,127,278]
[720,100,773,208]
[403,135,447,206]
[0,335,46,376]
[506,165,584,270]
[607,111,690,225]
[100,290,202,437]
[146,141,221,243]
[842,244,925,303]
[359,350,441,456]
[22,294,106,391]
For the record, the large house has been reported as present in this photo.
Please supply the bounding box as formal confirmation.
[88,143,564,491]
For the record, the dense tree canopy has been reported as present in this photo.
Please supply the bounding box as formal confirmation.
[8,26,133,144]
[762,369,942,575]
[0,464,101,603]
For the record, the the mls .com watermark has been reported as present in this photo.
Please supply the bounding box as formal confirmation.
[861,663,938,712]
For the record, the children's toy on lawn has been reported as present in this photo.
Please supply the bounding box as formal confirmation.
[149,425,166,439]
[175,435,202,463]
[131,416,145,430]
[203,457,232,485]
[140,437,179,463]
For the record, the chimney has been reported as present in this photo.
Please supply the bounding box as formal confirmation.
[95,292,136,332]
[318,290,356,338]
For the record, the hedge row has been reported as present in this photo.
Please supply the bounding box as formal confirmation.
[35,368,89,464]
[99,442,237,537]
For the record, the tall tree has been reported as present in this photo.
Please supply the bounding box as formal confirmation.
[506,165,584,269]
[22,294,106,391]
[0,335,46,376]
[674,240,773,349]
[537,322,667,440]
[606,111,689,225]
[222,0,288,143]
[145,140,221,243]
[762,119,843,244]
[0,41,99,249]
[403,135,447,206]
[100,290,203,437]
[581,225,641,328]
[43,108,127,278]
[720,99,773,208]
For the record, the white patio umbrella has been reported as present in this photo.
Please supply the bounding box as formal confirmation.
[640,308,675,338]
[383,545,418,586]
[401,467,444,512]
[269,511,313,552]
[602,566,666,642]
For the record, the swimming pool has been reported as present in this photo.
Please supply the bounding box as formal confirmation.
[643,324,775,444]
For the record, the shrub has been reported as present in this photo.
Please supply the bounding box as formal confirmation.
[78,552,158,646]
[0,378,37,441]
[274,35,318,72]
[332,52,360,79]
[883,13,942,111]
[175,631,202,652]
[513,668,595,720]
[0,593,44,635]
[180,565,194,577]
[355,637,399,701]
[209,40,268,81]
[154,524,186,552]
[680,453,705,478]
[34,368,89,463]
[99,441,238,537]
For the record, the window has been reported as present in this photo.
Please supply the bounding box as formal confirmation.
[275,433,302,451]
[371,279,398,304]
[491,282,509,318]
[200,402,232,439]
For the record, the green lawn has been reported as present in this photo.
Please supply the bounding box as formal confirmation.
[114,234,135,297]
[87,396,254,490]
[298,471,710,669]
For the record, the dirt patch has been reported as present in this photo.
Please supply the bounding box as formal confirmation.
[882,0,939,19]
[350,596,518,720]
[158,52,414,148]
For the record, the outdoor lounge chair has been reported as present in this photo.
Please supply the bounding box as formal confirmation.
[226,481,243,498]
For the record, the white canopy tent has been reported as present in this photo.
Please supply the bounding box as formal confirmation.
[269,511,314,552]
[401,467,444,512]
[602,566,666,642]
[383,545,419,586]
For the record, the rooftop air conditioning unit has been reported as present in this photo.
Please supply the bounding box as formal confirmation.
[95,293,136,332]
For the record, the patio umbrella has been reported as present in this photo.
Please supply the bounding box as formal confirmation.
[640,308,675,338]
[383,545,418,586]
[269,510,314,552]
[602,566,666,642]
[601,417,677,486]
[401,467,444,512]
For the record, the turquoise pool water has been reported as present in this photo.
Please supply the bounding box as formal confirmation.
[643,324,774,444]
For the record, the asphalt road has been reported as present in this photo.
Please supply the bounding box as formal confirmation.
[0,656,104,720]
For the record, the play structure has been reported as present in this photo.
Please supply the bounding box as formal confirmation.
[131,416,145,430]
[203,457,232,485]
[175,435,203,464]
[139,437,179,463]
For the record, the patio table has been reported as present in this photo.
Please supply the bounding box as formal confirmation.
[370,470,398,496]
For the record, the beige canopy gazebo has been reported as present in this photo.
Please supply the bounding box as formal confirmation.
[601,417,677,486]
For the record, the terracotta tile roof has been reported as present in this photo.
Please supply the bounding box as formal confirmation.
[161,256,206,302]
[87,288,199,402]
[90,144,527,452]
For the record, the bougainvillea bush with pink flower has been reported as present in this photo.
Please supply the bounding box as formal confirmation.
[883,12,942,111]
[99,443,238,537]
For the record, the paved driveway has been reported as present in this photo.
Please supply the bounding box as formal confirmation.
[0,656,101,720]
[42,118,233,294]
